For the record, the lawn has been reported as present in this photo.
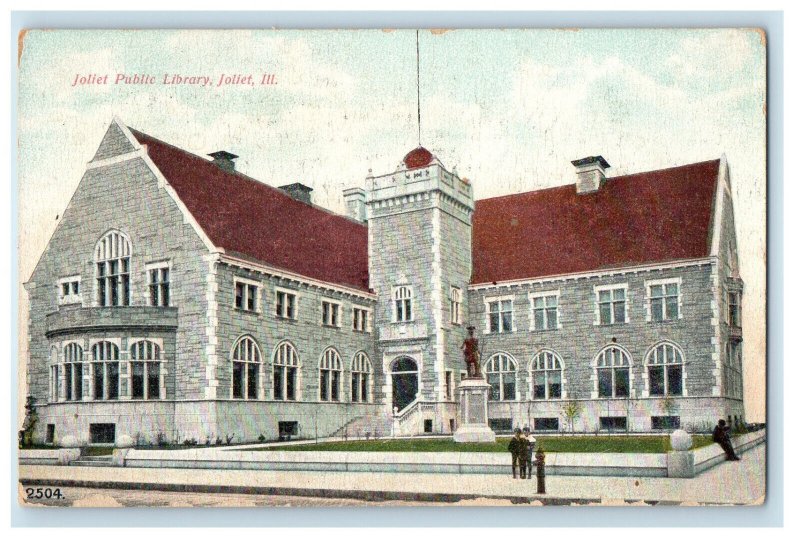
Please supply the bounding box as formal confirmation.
[247,435,714,454]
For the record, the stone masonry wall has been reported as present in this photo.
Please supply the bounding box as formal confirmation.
[208,262,378,439]
[26,126,212,443]
[467,263,727,432]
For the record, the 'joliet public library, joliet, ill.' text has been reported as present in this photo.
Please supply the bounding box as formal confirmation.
[23,117,746,446]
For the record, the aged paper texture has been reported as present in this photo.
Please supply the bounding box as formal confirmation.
[17,28,766,508]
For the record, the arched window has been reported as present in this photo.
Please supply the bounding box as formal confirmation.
[63,343,84,401]
[95,230,131,307]
[130,340,163,400]
[646,343,684,397]
[273,341,299,401]
[595,346,631,398]
[320,348,342,402]
[91,341,119,400]
[232,336,261,400]
[485,353,517,401]
[351,352,372,403]
[394,286,413,322]
[531,350,563,400]
[450,287,462,325]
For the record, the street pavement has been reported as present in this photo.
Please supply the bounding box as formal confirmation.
[19,443,765,507]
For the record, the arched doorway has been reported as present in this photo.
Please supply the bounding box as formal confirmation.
[390,357,418,412]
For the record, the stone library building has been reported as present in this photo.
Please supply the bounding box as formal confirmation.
[24,118,745,445]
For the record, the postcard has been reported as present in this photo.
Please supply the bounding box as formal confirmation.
[16,27,766,508]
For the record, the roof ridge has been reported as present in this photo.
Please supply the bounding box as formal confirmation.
[476,158,721,204]
[128,126,365,228]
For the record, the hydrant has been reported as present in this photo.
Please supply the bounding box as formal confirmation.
[535,446,546,494]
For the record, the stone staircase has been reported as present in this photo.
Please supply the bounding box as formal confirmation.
[331,411,394,440]
[70,454,115,467]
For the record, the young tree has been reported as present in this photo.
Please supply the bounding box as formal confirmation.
[562,400,583,433]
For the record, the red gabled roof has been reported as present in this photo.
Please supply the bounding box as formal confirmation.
[130,128,371,292]
[471,159,721,284]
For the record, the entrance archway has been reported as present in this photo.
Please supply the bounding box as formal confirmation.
[390,357,419,412]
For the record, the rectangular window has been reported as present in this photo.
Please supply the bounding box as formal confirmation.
[488,418,513,433]
[131,362,145,399]
[147,363,161,400]
[600,417,627,431]
[278,421,298,439]
[534,418,560,431]
[614,368,630,398]
[286,368,297,401]
[320,370,330,400]
[728,291,741,327]
[89,423,116,444]
[549,371,562,399]
[424,419,433,433]
[598,369,613,398]
[445,371,453,400]
[649,366,665,396]
[394,286,413,322]
[598,286,627,325]
[148,266,170,307]
[276,289,297,319]
[533,371,547,399]
[487,373,501,400]
[107,362,119,400]
[58,276,82,305]
[331,370,340,402]
[247,363,258,399]
[353,306,370,332]
[64,364,73,401]
[651,416,681,430]
[667,365,683,396]
[234,279,260,312]
[487,298,513,333]
[46,424,55,444]
[322,300,341,327]
[531,293,559,330]
[273,366,284,401]
[648,280,680,321]
[96,258,130,307]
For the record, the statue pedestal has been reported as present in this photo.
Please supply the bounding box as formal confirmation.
[453,378,496,443]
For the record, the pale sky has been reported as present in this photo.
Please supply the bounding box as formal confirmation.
[17,29,766,420]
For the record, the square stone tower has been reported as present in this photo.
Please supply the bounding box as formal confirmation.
[357,147,474,432]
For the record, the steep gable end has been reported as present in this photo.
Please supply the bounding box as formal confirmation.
[92,121,137,162]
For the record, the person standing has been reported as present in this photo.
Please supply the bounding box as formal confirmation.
[523,428,536,479]
[712,419,740,461]
[508,428,526,478]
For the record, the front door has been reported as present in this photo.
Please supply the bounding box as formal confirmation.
[391,357,419,412]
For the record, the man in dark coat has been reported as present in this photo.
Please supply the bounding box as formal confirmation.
[713,419,740,461]
[507,428,528,478]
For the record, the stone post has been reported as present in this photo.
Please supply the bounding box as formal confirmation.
[666,429,696,478]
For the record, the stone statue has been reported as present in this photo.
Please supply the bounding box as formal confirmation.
[462,326,481,378]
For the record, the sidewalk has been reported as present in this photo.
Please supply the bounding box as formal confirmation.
[19,444,765,505]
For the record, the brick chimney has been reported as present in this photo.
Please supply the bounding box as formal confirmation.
[572,155,610,194]
[208,151,238,173]
[279,183,313,204]
[343,187,366,222]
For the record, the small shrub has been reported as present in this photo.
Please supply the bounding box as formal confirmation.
[258,434,266,443]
